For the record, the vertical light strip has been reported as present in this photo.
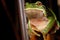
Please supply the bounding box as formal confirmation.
[57,0,60,21]
[18,0,29,40]
[57,0,60,6]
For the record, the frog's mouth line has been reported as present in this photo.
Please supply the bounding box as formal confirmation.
[24,8,46,15]
[25,8,47,20]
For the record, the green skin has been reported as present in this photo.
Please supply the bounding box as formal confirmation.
[25,1,60,37]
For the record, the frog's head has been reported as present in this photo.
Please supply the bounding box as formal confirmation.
[25,1,47,19]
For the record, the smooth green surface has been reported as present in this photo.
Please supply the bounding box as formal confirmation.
[48,8,60,28]
[42,17,55,35]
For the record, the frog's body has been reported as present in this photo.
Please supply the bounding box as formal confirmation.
[25,1,59,40]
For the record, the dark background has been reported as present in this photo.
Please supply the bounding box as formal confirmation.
[0,0,16,40]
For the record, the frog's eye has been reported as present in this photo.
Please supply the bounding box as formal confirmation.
[35,1,42,6]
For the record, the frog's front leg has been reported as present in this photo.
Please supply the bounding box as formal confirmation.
[43,34,51,40]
